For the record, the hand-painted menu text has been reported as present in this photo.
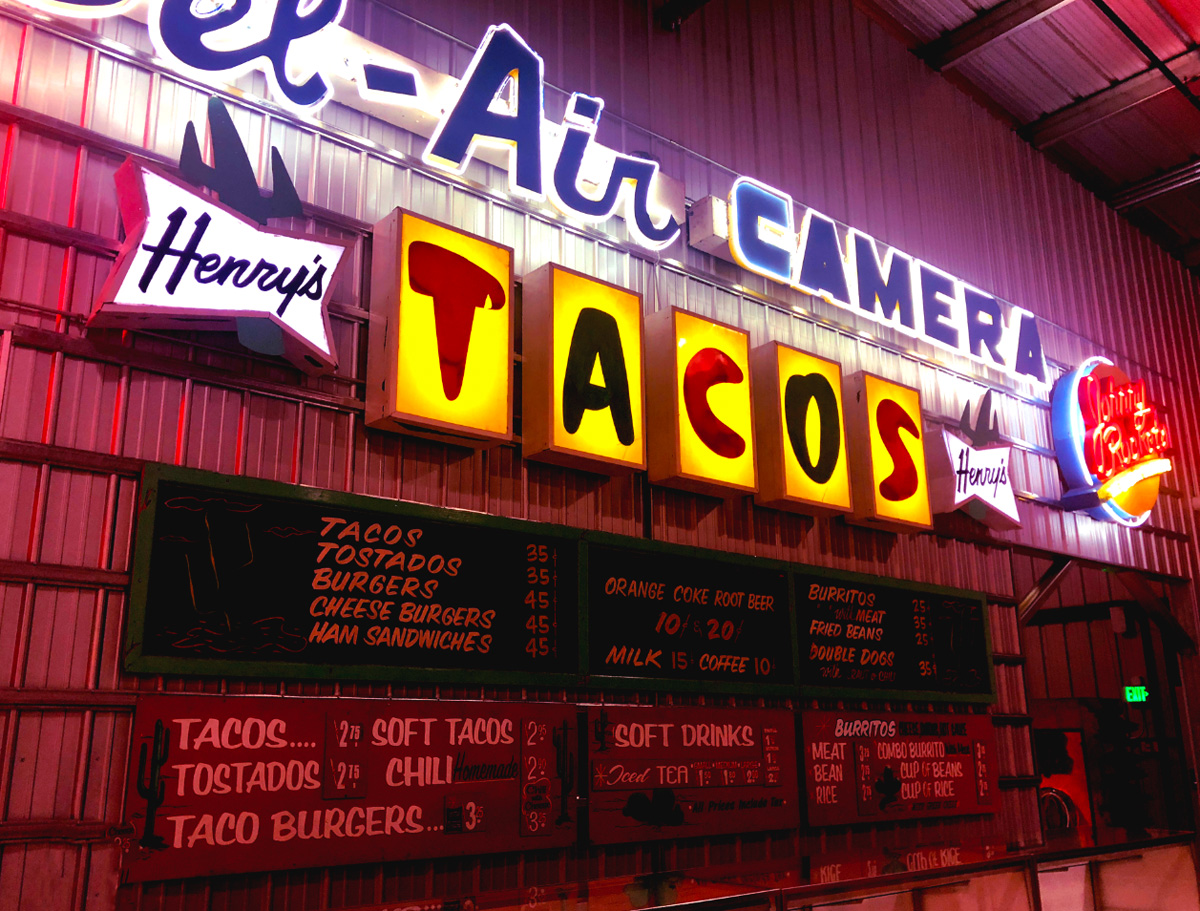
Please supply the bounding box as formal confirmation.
[801,710,998,825]
[798,574,990,697]
[133,477,577,681]
[123,696,576,881]
[586,705,798,843]
[587,547,792,687]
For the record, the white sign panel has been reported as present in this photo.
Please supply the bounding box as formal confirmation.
[930,427,1021,530]
[89,161,347,374]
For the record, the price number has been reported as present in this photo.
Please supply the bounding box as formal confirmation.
[444,797,484,834]
[526,755,547,780]
[524,543,556,660]
[333,719,362,748]
[322,757,365,798]
[525,809,548,833]
[526,721,547,746]
[913,599,932,648]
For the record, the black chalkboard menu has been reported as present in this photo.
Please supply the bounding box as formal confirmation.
[796,571,991,699]
[131,466,992,700]
[586,545,794,692]
[128,466,579,684]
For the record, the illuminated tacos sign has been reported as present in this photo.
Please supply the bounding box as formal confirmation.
[1051,357,1171,526]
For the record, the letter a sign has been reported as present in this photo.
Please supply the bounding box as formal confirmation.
[368,210,514,442]
[522,263,645,471]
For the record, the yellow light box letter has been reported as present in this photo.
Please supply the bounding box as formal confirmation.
[646,308,756,497]
[752,342,851,514]
[523,263,645,471]
[845,372,931,531]
[368,210,513,443]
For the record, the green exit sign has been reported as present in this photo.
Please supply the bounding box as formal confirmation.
[1125,685,1149,703]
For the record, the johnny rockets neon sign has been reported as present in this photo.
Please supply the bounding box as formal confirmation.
[1051,357,1171,526]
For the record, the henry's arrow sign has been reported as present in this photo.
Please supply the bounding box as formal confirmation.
[88,98,347,374]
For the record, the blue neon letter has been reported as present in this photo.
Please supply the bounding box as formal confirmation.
[424,24,544,196]
[729,179,793,284]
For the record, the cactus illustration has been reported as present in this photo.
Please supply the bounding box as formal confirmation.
[553,719,576,826]
[592,709,609,752]
[136,719,170,850]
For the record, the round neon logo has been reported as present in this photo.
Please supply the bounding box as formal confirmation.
[1050,356,1171,527]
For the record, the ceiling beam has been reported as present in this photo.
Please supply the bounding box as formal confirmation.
[1175,239,1200,268]
[1113,571,1197,654]
[1109,158,1200,210]
[655,0,714,31]
[917,0,1076,71]
[1023,47,1200,148]
[1017,556,1075,627]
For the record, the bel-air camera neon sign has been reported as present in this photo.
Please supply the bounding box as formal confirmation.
[25,0,1051,389]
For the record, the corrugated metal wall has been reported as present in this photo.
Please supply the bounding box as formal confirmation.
[0,0,1197,907]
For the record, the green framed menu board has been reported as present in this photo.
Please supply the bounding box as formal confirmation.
[128,464,581,686]
[796,569,993,702]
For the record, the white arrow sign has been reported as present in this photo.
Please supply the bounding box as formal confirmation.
[931,427,1021,530]
[89,160,348,374]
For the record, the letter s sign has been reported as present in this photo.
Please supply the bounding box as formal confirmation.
[845,372,931,531]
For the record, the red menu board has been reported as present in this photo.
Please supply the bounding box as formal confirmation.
[809,841,1007,885]
[801,710,998,826]
[122,695,577,882]
[586,706,798,844]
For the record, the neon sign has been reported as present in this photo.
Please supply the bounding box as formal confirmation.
[1051,356,1171,526]
[725,177,1047,386]
[844,373,932,531]
[752,343,852,515]
[86,98,346,373]
[367,210,514,442]
[646,309,757,496]
[522,263,646,472]
[422,24,680,250]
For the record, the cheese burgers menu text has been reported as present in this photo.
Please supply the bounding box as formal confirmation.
[131,474,578,682]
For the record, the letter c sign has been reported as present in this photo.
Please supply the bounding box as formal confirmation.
[647,308,756,497]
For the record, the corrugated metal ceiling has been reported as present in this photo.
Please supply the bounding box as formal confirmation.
[857,0,1200,270]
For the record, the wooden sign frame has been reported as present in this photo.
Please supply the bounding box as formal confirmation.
[126,466,992,703]
[521,262,647,472]
[581,530,800,697]
[795,563,996,704]
[126,463,584,687]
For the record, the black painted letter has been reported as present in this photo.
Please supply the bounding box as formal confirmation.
[562,307,634,445]
[784,372,840,484]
